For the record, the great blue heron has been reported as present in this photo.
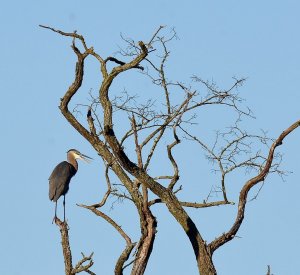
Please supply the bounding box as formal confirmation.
[49,149,92,222]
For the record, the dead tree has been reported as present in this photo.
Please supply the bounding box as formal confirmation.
[41,25,300,275]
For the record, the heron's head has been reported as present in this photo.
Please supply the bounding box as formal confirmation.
[67,149,93,163]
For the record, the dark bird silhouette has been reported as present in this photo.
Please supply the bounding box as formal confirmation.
[49,149,92,221]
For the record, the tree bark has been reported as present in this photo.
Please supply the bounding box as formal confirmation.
[55,219,73,275]
[131,207,157,275]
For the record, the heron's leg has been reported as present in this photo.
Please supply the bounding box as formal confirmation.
[63,195,66,222]
[52,201,58,224]
[55,201,57,218]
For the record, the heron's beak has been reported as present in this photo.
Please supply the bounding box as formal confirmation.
[80,153,93,163]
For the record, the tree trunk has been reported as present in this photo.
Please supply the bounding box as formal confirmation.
[178,214,217,275]
[131,206,157,275]
[198,246,216,275]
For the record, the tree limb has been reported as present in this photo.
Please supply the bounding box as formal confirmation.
[78,205,135,275]
[209,119,300,253]
[54,218,95,275]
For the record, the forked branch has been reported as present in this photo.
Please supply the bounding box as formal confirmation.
[54,218,95,275]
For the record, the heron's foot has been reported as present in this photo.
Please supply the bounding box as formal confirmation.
[52,216,57,224]
[52,216,69,229]
[63,218,69,226]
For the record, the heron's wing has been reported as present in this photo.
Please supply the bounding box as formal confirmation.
[49,161,76,201]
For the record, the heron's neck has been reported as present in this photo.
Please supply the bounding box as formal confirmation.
[67,153,78,171]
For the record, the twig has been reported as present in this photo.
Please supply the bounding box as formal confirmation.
[89,163,112,208]
[39,25,88,51]
[147,25,166,46]
[72,252,95,274]
[149,199,234,208]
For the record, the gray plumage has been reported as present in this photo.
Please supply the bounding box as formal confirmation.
[49,149,92,222]
[49,161,77,202]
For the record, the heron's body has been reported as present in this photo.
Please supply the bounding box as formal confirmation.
[48,149,91,222]
[49,161,77,202]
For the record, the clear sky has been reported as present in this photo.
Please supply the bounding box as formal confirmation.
[1,1,300,275]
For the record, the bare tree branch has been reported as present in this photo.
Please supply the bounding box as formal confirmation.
[105,56,144,70]
[78,205,135,274]
[87,107,97,137]
[89,163,112,208]
[72,253,95,275]
[39,25,89,51]
[54,218,95,275]
[209,119,300,253]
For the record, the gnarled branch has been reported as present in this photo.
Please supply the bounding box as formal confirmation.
[209,120,300,253]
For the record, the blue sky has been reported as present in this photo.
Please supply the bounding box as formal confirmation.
[1,1,300,274]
